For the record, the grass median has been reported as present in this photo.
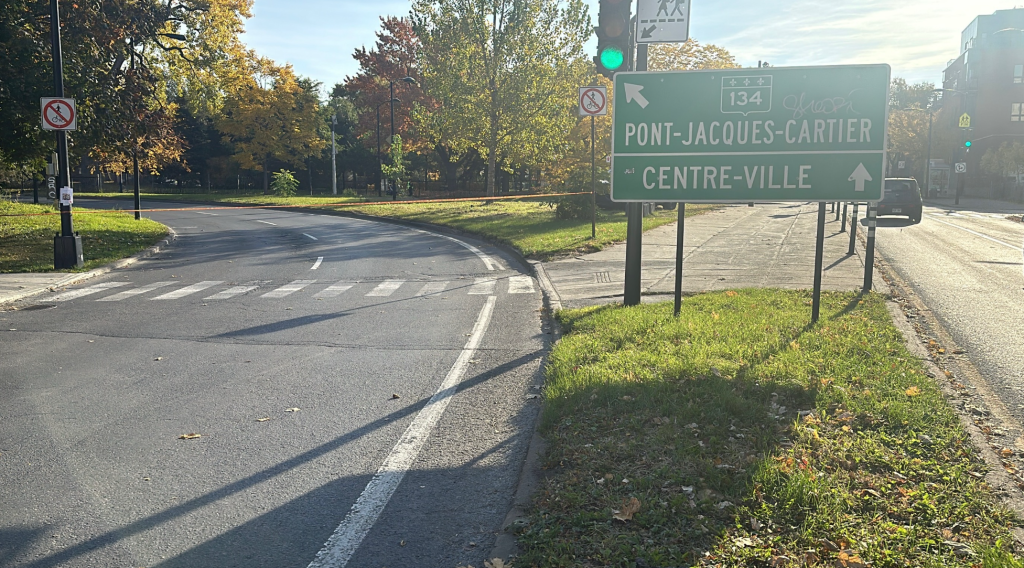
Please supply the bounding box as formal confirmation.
[0,201,168,273]
[77,192,714,260]
[519,290,1021,567]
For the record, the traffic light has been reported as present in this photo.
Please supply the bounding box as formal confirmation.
[964,139,972,151]
[595,0,632,78]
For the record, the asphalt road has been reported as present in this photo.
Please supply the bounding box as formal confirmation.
[0,199,548,568]
[873,203,1024,415]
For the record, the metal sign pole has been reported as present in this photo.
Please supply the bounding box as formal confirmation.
[812,202,826,323]
[673,203,685,317]
[623,43,648,307]
[50,0,81,268]
[591,115,596,239]
[841,202,848,233]
[863,204,877,292]
[847,202,859,256]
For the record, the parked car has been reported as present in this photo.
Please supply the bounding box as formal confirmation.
[877,178,923,223]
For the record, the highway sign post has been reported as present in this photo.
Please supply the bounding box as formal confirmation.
[636,0,691,44]
[611,64,890,321]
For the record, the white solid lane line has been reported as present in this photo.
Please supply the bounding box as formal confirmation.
[415,281,448,296]
[262,280,317,298]
[152,281,224,300]
[507,275,535,294]
[194,211,218,216]
[255,220,277,226]
[204,286,259,300]
[366,281,403,297]
[467,277,496,295]
[97,281,176,301]
[413,229,502,271]
[929,217,1020,251]
[52,282,127,302]
[303,233,318,241]
[315,282,355,298]
[307,296,496,568]
[311,257,324,270]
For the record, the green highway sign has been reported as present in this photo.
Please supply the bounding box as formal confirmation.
[611,65,890,202]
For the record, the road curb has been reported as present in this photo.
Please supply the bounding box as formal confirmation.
[873,249,1024,542]
[0,226,177,306]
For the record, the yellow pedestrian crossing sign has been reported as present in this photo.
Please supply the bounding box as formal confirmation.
[959,113,971,128]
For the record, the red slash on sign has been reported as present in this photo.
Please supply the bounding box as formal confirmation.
[41,97,77,131]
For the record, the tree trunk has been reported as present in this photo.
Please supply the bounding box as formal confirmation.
[263,154,269,194]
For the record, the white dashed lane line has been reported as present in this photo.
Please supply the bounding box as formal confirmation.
[311,257,324,270]
[255,220,277,226]
[303,233,318,241]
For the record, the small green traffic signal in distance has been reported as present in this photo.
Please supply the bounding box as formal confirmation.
[964,140,972,148]
[599,45,625,72]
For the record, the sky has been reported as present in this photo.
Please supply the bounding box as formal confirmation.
[242,0,1020,94]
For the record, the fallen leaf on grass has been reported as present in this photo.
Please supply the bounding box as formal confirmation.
[819,539,841,552]
[285,408,300,412]
[905,386,921,396]
[484,559,508,568]
[725,290,738,297]
[612,497,641,521]
[179,433,201,440]
[835,551,867,567]
[1001,448,1015,458]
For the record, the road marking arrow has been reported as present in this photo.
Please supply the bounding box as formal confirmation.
[624,83,649,109]
[641,25,656,39]
[848,163,872,192]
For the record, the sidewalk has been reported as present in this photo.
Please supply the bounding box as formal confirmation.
[0,272,96,305]
[539,202,874,310]
[924,195,1024,214]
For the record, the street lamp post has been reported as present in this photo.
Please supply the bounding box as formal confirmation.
[50,0,82,268]
[331,113,337,195]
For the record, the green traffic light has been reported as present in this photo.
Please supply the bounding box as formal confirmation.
[964,140,972,148]
[599,45,624,71]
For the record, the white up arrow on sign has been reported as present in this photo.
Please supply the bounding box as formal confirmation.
[623,84,649,109]
[848,163,872,192]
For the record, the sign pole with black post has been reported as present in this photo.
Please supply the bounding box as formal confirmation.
[49,0,82,268]
[673,203,685,317]
[812,202,826,322]
[863,204,877,292]
[848,202,859,255]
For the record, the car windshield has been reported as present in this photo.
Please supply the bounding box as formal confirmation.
[884,180,917,193]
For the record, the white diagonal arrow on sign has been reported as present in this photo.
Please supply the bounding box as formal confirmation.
[623,83,649,109]
[848,163,872,192]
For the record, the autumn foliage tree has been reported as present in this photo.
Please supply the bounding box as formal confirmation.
[218,61,325,192]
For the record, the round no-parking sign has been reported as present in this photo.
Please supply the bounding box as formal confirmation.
[40,98,77,131]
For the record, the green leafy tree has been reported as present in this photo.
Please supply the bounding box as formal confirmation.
[380,134,407,194]
[981,141,1024,180]
[648,39,739,71]
[412,0,591,197]
[270,169,298,196]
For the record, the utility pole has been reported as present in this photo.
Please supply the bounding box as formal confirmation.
[50,0,82,268]
[331,113,338,195]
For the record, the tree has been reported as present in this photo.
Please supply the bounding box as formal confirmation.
[380,134,408,195]
[270,169,298,196]
[648,39,739,71]
[412,0,592,197]
[218,61,326,192]
[981,141,1024,180]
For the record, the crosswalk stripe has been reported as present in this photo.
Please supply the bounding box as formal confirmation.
[507,275,535,294]
[316,282,355,298]
[205,286,259,300]
[97,281,175,301]
[152,281,224,300]
[52,282,127,301]
[468,277,496,295]
[262,280,317,298]
[366,280,403,297]
[415,281,448,296]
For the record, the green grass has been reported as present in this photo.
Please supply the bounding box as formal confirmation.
[0,201,168,273]
[519,290,1020,567]
[77,192,713,260]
